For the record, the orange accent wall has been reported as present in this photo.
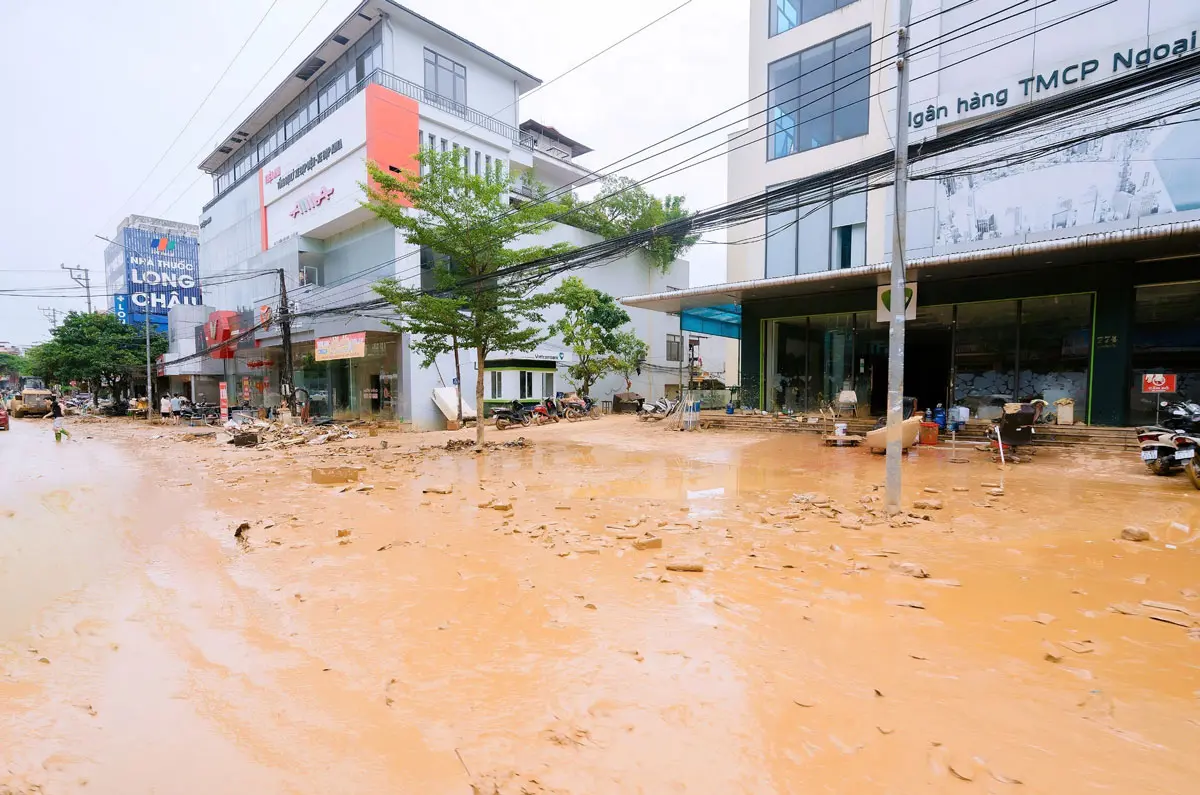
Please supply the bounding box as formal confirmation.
[364,83,420,207]
[258,169,269,251]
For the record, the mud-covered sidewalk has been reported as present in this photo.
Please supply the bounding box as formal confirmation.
[2,415,1198,793]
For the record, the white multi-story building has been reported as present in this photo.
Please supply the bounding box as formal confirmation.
[167,0,717,428]
[624,0,1200,426]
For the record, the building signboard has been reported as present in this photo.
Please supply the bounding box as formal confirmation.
[1142,373,1177,393]
[877,282,918,323]
[121,227,201,321]
[219,382,229,421]
[315,332,367,361]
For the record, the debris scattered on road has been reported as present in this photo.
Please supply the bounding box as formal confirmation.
[891,561,930,579]
[234,522,250,539]
[423,483,454,494]
[1121,526,1152,542]
[632,536,663,550]
[312,467,362,485]
[912,499,943,510]
[666,562,704,572]
[888,600,925,610]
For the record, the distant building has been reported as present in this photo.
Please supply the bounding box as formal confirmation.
[103,215,201,335]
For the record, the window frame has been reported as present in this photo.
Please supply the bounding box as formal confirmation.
[489,370,503,400]
[666,333,683,363]
[519,371,534,400]
[770,0,859,37]
[542,371,554,399]
[767,25,870,161]
[423,48,467,107]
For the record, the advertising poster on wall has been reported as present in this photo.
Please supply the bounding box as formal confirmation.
[315,332,367,361]
[219,382,229,421]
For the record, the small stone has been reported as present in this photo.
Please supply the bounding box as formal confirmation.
[422,483,453,495]
[838,514,861,529]
[37,657,50,664]
[981,481,1001,488]
[491,499,514,511]
[912,499,942,510]
[477,498,495,509]
[666,562,704,573]
[584,603,597,610]
[337,528,351,538]
[923,487,941,494]
[988,488,1005,497]
[633,536,663,550]
[1121,526,1151,542]
[891,561,930,579]
[952,486,969,492]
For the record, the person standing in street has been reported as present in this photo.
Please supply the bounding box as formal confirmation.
[170,393,182,423]
[43,395,70,442]
[159,394,172,422]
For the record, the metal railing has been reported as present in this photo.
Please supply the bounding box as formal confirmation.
[206,68,533,211]
[374,71,534,150]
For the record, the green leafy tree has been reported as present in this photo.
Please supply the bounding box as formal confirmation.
[0,352,29,381]
[561,177,697,272]
[363,150,574,444]
[612,331,649,392]
[545,276,635,398]
[25,312,166,403]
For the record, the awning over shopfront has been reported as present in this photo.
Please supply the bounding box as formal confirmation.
[681,304,741,339]
[621,217,1200,314]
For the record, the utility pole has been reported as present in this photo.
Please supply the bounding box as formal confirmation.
[39,306,62,329]
[885,0,913,515]
[278,269,296,415]
[61,264,93,313]
[144,293,153,416]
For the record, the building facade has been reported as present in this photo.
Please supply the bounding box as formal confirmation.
[166,0,708,428]
[626,0,1200,427]
[104,215,201,335]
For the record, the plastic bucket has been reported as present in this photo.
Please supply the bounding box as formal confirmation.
[919,422,940,446]
[834,422,848,437]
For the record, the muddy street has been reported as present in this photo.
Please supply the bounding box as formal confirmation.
[2,416,1199,793]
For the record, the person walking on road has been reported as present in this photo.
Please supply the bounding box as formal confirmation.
[160,394,171,422]
[43,395,70,442]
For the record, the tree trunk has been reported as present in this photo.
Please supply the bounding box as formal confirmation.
[475,345,486,446]
[452,335,463,424]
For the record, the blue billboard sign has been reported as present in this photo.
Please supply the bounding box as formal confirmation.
[113,293,168,334]
[121,227,201,322]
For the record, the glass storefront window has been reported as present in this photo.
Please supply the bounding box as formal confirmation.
[1131,281,1200,426]
[954,301,1018,421]
[1020,295,1092,422]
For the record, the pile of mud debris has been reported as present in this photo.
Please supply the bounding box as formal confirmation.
[223,419,359,449]
[442,436,533,453]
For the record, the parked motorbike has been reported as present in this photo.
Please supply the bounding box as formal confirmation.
[1146,399,1200,434]
[532,398,561,425]
[492,400,533,431]
[562,395,598,422]
[181,402,221,426]
[1137,426,1187,476]
[638,397,678,421]
[1173,433,1200,489]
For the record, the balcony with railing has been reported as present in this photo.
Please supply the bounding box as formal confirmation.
[205,68,534,212]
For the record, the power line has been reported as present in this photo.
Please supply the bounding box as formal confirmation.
[157,0,338,216]
[103,0,285,229]
[292,0,1082,313]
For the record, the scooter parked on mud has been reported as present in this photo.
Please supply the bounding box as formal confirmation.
[638,397,678,421]
[562,395,598,421]
[492,400,533,431]
[1172,433,1200,489]
[1137,426,1188,476]
[532,398,561,425]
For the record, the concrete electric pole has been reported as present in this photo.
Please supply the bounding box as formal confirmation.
[61,264,93,313]
[885,0,913,515]
[278,269,296,415]
[39,306,62,329]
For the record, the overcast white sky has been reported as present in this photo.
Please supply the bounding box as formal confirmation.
[0,0,748,347]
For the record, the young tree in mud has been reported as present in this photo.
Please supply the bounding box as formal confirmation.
[544,276,635,398]
[612,332,649,392]
[363,150,573,444]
